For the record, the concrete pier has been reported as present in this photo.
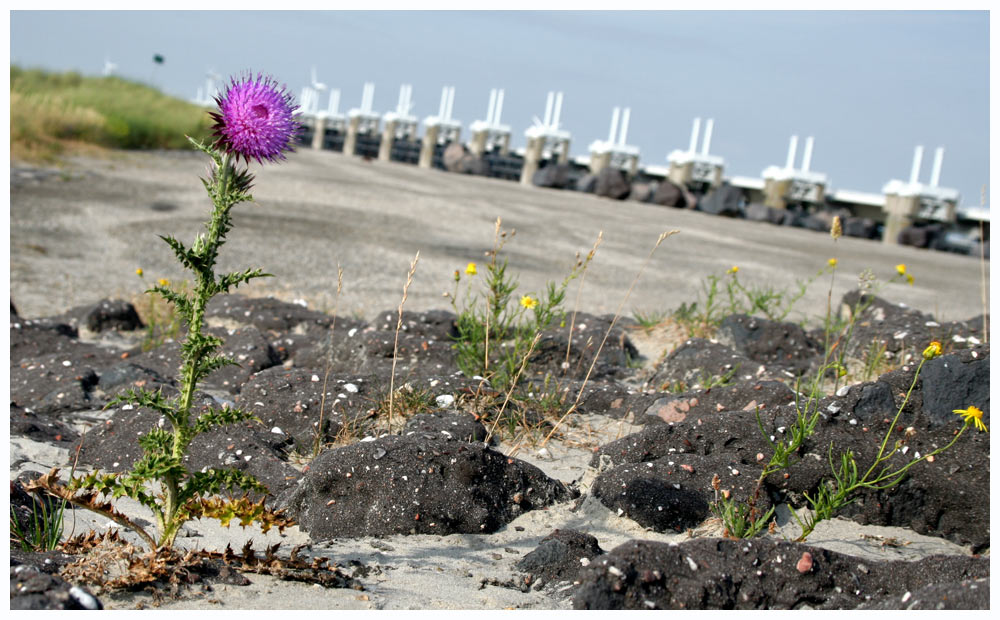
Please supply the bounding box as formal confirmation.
[519,135,546,185]
[666,118,724,188]
[419,124,440,169]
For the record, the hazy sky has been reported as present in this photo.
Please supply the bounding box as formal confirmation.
[9,10,990,207]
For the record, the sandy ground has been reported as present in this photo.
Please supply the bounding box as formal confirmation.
[9,148,989,323]
[7,149,988,610]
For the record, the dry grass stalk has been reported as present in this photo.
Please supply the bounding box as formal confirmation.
[388,252,420,433]
[541,229,680,447]
[564,230,604,371]
[315,265,344,456]
[979,185,989,342]
[486,332,542,445]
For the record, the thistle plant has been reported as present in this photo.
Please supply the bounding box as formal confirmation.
[29,73,300,550]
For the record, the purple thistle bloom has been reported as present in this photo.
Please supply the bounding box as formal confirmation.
[210,73,300,164]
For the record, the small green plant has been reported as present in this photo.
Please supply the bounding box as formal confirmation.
[134,270,186,351]
[631,308,668,333]
[29,73,300,550]
[449,218,593,392]
[672,262,833,338]
[10,492,67,552]
[709,224,977,540]
[792,345,987,540]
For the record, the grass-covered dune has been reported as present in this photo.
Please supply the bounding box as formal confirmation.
[10,65,213,162]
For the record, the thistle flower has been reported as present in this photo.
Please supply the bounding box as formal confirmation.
[520,295,538,310]
[954,406,988,432]
[210,73,300,164]
[465,262,478,276]
[830,216,842,240]
[922,341,942,360]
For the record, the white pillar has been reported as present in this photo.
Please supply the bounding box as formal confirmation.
[688,117,701,154]
[786,135,799,171]
[801,136,814,173]
[930,147,944,187]
[701,118,714,156]
[909,145,924,185]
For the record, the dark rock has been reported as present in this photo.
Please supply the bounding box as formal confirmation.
[843,216,878,239]
[594,167,630,200]
[279,436,572,538]
[10,318,81,364]
[651,179,686,207]
[590,459,712,532]
[527,312,639,382]
[696,183,743,217]
[532,163,572,189]
[10,404,79,445]
[10,564,103,610]
[575,173,597,193]
[858,578,990,609]
[403,410,491,443]
[78,404,300,498]
[10,350,117,415]
[95,362,172,400]
[898,224,945,248]
[591,384,990,551]
[838,291,985,361]
[442,143,469,173]
[67,298,143,333]
[515,529,605,587]
[126,325,282,394]
[206,294,338,334]
[717,314,823,378]
[640,381,795,425]
[572,538,989,609]
[745,202,792,225]
[648,338,764,392]
[237,367,380,450]
[629,183,653,203]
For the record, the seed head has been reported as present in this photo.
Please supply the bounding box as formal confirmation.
[830,216,842,240]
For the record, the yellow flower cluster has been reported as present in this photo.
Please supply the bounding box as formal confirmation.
[727,266,739,275]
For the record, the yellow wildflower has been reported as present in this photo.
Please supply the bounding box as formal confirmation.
[465,262,478,276]
[727,266,739,275]
[158,278,169,287]
[453,269,460,282]
[828,258,838,268]
[954,406,988,433]
[136,268,144,277]
[922,341,942,360]
[520,295,538,310]
[896,264,907,276]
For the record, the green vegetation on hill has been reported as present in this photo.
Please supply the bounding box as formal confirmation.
[10,65,214,162]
